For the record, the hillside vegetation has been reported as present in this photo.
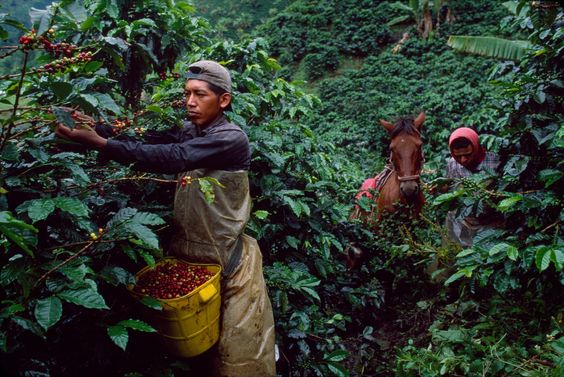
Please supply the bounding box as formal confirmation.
[0,1,562,377]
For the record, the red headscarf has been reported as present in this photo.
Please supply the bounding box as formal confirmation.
[448,127,486,166]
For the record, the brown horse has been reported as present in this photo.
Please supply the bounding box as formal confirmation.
[346,112,426,269]
[351,111,426,225]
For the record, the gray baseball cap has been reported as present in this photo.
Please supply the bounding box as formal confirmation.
[185,60,232,93]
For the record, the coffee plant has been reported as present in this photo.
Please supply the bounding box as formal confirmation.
[1,0,562,376]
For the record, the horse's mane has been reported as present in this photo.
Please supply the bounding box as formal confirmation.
[390,118,418,138]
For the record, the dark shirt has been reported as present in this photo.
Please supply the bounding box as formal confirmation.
[97,115,250,174]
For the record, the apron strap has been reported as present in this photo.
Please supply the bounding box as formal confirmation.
[223,236,243,277]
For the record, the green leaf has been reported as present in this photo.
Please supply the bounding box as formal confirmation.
[253,210,269,220]
[447,36,532,61]
[80,15,96,32]
[386,15,412,26]
[107,325,128,351]
[0,212,38,256]
[52,106,75,128]
[11,316,45,339]
[58,289,109,309]
[125,223,159,250]
[1,141,21,161]
[433,190,462,205]
[507,246,519,261]
[116,319,156,332]
[137,248,156,266]
[444,271,466,285]
[50,82,73,99]
[551,248,563,271]
[103,36,130,51]
[131,212,165,226]
[54,197,89,217]
[433,328,467,343]
[456,248,476,258]
[100,266,135,286]
[324,349,348,362]
[301,287,320,301]
[59,263,93,282]
[91,93,121,114]
[497,195,523,212]
[108,207,138,228]
[62,0,88,23]
[26,199,56,223]
[34,296,62,331]
[139,296,162,311]
[83,60,104,73]
[539,169,562,188]
[535,247,551,272]
[29,7,52,35]
[198,178,218,204]
[284,196,301,217]
[0,303,25,319]
[327,362,349,377]
[286,235,299,249]
[489,242,516,257]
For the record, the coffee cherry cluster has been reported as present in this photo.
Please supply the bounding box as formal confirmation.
[38,52,93,74]
[156,70,181,81]
[171,99,185,108]
[39,36,77,58]
[18,29,93,74]
[111,118,132,134]
[180,175,193,187]
[18,29,39,49]
[134,262,215,300]
[89,227,105,241]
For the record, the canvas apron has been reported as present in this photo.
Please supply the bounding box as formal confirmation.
[169,169,276,377]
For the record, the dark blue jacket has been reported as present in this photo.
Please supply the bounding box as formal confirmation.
[96,115,250,174]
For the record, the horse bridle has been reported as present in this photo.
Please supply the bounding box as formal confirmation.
[388,126,424,182]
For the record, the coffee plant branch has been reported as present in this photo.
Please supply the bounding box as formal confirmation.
[34,240,96,289]
[0,106,47,113]
[0,46,19,60]
[8,119,53,140]
[0,50,28,152]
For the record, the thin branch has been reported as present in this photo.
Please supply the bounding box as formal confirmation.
[44,238,117,251]
[0,51,29,152]
[0,106,43,113]
[42,174,179,192]
[8,120,53,140]
[34,240,95,288]
[541,221,560,234]
[0,46,19,60]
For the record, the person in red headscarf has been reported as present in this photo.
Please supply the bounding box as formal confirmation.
[446,127,499,178]
[444,127,501,247]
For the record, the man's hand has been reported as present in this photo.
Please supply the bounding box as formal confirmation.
[55,123,107,149]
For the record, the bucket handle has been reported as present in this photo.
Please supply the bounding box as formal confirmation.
[198,284,217,303]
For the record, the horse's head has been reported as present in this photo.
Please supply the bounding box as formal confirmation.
[379,112,425,202]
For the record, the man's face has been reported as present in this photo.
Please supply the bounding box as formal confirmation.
[185,80,230,128]
[451,144,476,169]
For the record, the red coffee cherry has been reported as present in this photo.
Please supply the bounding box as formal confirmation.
[134,262,214,300]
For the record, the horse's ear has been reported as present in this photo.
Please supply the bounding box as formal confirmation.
[379,119,394,133]
[413,112,425,130]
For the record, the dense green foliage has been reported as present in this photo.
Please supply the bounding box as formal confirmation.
[192,0,291,40]
[0,0,562,377]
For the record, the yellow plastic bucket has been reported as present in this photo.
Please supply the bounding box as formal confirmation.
[129,257,221,358]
